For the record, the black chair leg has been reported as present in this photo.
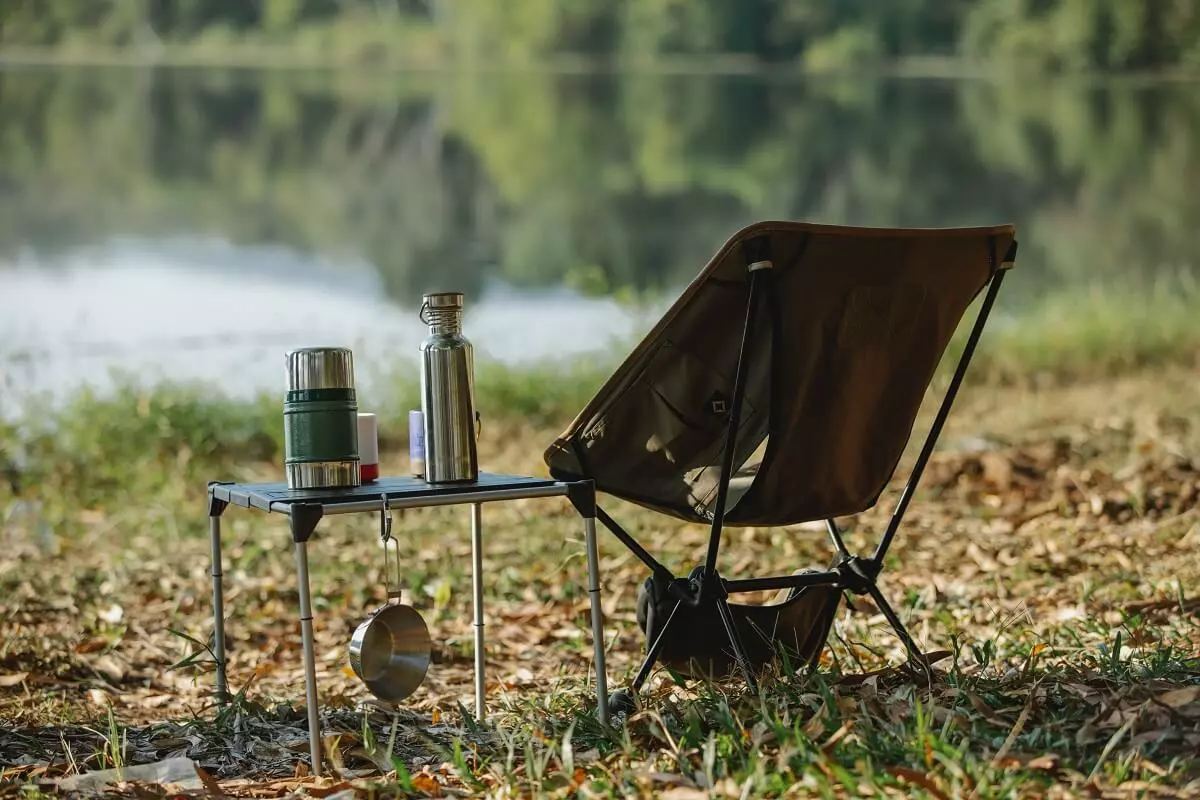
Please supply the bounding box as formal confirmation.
[609,598,683,716]
[864,581,934,686]
[715,595,759,692]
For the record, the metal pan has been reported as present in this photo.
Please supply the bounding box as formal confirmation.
[348,602,431,703]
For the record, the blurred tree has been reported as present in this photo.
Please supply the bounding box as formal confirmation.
[960,0,1200,71]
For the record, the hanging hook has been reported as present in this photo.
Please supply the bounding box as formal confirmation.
[379,493,402,601]
[379,493,392,543]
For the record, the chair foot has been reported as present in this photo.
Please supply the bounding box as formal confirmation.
[607,688,638,720]
[714,593,759,692]
[904,658,935,688]
[864,580,935,687]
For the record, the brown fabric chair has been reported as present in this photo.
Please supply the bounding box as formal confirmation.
[545,220,1018,713]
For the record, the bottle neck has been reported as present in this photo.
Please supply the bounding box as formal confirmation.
[423,306,463,337]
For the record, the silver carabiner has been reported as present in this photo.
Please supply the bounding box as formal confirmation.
[379,493,393,543]
[379,494,401,601]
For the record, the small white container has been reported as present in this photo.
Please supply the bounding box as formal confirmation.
[357,412,380,483]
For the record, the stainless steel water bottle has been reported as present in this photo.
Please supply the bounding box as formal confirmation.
[418,292,479,483]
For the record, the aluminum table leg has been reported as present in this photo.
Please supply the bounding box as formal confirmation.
[470,502,486,721]
[294,540,323,776]
[209,514,229,704]
[584,515,610,724]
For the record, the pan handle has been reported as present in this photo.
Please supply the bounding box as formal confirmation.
[380,494,403,602]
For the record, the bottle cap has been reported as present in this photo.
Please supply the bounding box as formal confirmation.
[421,292,463,310]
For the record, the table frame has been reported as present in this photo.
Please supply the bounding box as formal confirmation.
[205,473,610,776]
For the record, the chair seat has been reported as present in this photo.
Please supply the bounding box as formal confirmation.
[637,568,842,679]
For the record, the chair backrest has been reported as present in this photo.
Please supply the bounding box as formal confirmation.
[545,220,1016,527]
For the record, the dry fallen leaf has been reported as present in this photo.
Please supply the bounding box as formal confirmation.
[1155,685,1200,710]
[306,779,356,798]
[91,654,126,682]
[803,703,828,739]
[74,636,109,654]
[1026,754,1061,772]
[0,672,29,688]
[964,689,1008,726]
[888,767,952,800]
[659,788,711,800]
[194,764,225,796]
[821,721,854,754]
[411,772,443,796]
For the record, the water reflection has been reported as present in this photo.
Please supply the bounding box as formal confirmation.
[1,65,1197,406]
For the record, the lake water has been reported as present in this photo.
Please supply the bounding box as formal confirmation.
[0,235,656,415]
[1,65,1197,414]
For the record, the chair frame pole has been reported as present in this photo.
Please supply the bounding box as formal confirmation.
[596,506,670,579]
[702,266,767,579]
[630,599,682,692]
[826,518,851,561]
[697,257,773,688]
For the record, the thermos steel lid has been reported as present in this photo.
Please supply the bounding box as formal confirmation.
[422,292,463,310]
[286,347,355,391]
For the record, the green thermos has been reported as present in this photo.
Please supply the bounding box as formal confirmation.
[284,347,361,489]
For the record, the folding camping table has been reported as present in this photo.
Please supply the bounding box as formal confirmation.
[205,472,609,776]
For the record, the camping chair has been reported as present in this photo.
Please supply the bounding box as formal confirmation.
[544,220,1018,715]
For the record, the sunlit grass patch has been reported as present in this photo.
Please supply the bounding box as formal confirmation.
[951,271,1200,385]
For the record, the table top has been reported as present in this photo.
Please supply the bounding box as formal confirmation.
[209,471,571,513]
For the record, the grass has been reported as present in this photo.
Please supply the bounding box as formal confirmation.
[1,285,1200,797]
[960,271,1200,383]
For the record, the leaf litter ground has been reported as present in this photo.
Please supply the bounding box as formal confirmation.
[1,368,1199,798]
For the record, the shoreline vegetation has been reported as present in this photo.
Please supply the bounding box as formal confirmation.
[2,1,1199,79]
[3,45,1200,84]
[3,270,1199,488]
[0,47,1002,78]
[6,53,1200,88]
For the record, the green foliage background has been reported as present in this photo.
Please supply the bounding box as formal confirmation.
[2,0,1199,72]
